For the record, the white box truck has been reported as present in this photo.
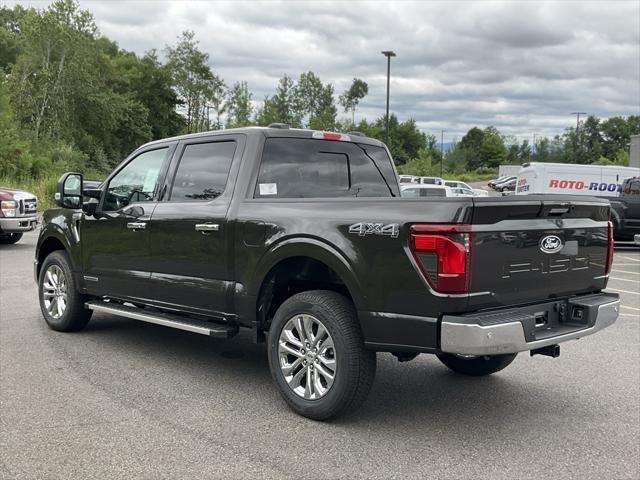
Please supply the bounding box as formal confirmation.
[515,162,640,197]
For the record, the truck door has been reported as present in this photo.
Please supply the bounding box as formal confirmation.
[146,135,244,317]
[82,145,174,301]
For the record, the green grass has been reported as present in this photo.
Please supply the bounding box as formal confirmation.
[0,175,58,211]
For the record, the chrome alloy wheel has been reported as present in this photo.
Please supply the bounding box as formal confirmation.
[42,265,68,319]
[278,314,337,400]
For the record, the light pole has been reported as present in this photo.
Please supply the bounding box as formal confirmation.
[381,51,396,145]
[440,130,445,177]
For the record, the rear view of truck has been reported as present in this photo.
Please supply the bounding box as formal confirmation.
[425,195,619,359]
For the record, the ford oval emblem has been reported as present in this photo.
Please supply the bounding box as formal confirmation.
[540,235,563,254]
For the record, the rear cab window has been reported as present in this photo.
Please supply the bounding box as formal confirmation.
[254,138,399,198]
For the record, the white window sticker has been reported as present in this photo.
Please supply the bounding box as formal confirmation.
[259,183,278,196]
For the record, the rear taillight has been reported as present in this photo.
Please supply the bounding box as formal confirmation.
[605,221,614,275]
[410,224,472,294]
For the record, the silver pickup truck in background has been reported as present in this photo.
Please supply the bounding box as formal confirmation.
[0,187,38,244]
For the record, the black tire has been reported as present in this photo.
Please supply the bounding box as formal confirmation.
[436,353,517,376]
[267,290,376,420]
[38,250,92,332]
[0,233,23,244]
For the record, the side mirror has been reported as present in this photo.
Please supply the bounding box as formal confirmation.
[55,172,83,209]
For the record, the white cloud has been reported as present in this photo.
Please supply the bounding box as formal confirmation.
[8,0,640,140]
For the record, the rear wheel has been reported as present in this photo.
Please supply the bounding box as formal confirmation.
[0,233,23,244]
[437,353,517,376]
[267,290,376,420]
[38,251,92,332]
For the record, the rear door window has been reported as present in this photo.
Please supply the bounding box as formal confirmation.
[170,141,236,202]
[255,138,395,198]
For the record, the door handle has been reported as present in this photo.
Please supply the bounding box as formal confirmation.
[195,223,219,232]
[127,222,147,231]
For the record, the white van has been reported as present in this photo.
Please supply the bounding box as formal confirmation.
[516,162,640,197]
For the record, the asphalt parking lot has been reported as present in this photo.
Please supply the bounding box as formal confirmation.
[1,231,638,479]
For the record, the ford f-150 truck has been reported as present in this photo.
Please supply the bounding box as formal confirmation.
[0,187,38,244]
[35,126,619,420]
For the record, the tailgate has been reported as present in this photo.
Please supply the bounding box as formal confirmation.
[468,195,611,310]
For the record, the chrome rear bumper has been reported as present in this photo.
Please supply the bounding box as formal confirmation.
[441,293,619,356]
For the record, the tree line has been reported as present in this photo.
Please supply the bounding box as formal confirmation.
[1,0,638,185]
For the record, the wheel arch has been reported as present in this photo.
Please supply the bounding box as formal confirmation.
[36,230,74,279]
[251,238,366,331]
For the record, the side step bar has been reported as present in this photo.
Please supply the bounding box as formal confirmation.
[85,300,238,339]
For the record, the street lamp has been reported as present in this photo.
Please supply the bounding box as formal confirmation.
[381,51,396,145]
[440,130,446,177]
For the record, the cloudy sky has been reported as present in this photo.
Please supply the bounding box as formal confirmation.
[12,0,640,142]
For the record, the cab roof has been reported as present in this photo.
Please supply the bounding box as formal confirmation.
[142,126,386,150]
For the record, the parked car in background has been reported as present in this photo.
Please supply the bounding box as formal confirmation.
[610,176,640,240]
[400,184,452,197]
[0,187,38,244]
[444,180,488,197]
[493,177,517,192]
[488,175,511,189]
[498,178,517,193]
[450,187,476,197]
[398,175,419,184]
[418,176,444,185]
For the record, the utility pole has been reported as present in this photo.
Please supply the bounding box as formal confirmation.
[206,104,212,130]
[381,51,396,145]
[571,112,587,160]
[571,112,587,135]
[440,130,446,177]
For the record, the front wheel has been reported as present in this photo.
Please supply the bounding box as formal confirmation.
[267,290,376,420]
[0,233,23,244]
[437,353,517,376]
[38,250,92,332]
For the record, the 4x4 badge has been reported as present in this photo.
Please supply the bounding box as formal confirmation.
[349,222,399,238]
[540,235,563,254]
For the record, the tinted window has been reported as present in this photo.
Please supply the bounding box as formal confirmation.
[170,141,236,202]
[424,188,446,197]
[421,177,437,184]
[104,148,168,211]
[255,138,392,198]
[401,188,421,198]
[622,178,640,196]
[359,144,400,196]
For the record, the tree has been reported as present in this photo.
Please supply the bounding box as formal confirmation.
[256,75,303,127]
[226,81,253,128]
[166,30,222,133]
[0,72,29,177]
[296,71,337,130]
[339,78,368,124]
[9,0,98,140]
[479,130,505,169]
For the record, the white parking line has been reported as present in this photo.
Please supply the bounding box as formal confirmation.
[611,269,640,275]
[607,287,640,295]
[613,263,640,266]
[609,277,640,283]
[621,305,640,311]
[618,256,640,262]
[620,313,639,318]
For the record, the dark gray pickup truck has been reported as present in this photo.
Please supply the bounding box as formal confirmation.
[35,126,619,419]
